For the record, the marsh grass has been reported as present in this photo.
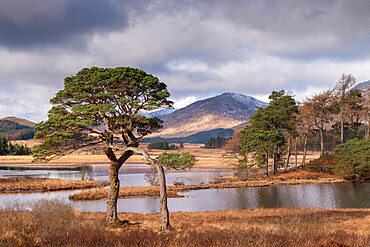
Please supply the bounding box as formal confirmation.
[0,200,368,246]
[0,178,109,192]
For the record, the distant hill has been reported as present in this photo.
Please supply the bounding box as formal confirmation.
[149,92,268,138]
[0,117,36,140]
[0,117,36,128]
[143,128,234,144]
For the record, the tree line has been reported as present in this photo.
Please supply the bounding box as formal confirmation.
[225,74,369,179]
[204,136,228,149]
[147,140,184,150]
[0,135,31,155]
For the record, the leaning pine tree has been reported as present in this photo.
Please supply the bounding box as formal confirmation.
[33,67,174,226]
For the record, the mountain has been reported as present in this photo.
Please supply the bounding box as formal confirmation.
[0,117,36,140]
[143,109,177,119]
[143,128,234,143]
[351,80,370,107]
[1,116,36,128]
[351,80,370,91]
[150,92,268,138]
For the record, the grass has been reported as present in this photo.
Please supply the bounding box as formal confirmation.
[0,142,321,169]
[0,199,369,246]
[0,178,109,192]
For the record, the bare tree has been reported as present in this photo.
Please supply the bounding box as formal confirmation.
[334,74,356,143]
[305,89,334,155]
[297,103,315,166]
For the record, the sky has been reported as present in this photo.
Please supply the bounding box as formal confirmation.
[1,0,370,122]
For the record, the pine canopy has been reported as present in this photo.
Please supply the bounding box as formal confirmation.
[33,67,172,161]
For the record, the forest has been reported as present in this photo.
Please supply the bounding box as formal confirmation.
[0,135,31,155]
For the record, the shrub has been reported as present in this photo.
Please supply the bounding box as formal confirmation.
[332,138,369,179]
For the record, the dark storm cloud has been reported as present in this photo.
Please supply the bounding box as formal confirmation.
[1,0,370,120]
[182,0,370,60]
[0,0,148,49]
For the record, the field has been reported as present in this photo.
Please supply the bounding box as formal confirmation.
[1,142,321,169]
[1,199,369,246]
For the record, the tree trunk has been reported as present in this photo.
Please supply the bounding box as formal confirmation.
[105,149,133,224]
[265,150,269,176]
[155,163,172,231]
[285,137,291,169]
[340,111,344,144]
[294,138,297,166]
[107,162,120,224]
[355,125,360,139]
[320,128,325,155]
[302,137,307,167]
[272,145,278,175]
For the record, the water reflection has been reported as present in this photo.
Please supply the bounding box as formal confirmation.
[0,182,368,213]
[0,164,230,187]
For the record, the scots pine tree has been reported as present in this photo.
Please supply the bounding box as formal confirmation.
[33,67,172,224]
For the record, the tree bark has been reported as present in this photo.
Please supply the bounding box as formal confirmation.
[107,161,120,224]
[340,111,344,144]
[285,137,291,169]
[302,137,307,167]
[272,145,279,175]
[265,150,269,176]
[154,163,172,231]
[294,137,298,167]
[105,148,133,224]
[320,128,325,155]
[355,125,360,139]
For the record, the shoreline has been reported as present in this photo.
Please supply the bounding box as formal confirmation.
[0,168,362,198]
[69,175,349,200]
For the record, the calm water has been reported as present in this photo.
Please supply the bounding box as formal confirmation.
[0,182,368,213]
[0,164,228,186]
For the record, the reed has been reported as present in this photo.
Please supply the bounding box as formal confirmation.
[1,200,368,246]
[0,178,108,192]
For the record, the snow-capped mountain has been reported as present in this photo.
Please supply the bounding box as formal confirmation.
[142,108,177,119]
[149,92,268,138]
[351,80,370,91]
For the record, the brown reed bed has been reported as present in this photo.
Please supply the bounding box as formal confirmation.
[0,178,109,193]
[0,199,368,246]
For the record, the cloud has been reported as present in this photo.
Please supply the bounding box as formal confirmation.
[204,0,370,59]
[0,0,145,49]
[1,0,370,121]
[0,81,56,122]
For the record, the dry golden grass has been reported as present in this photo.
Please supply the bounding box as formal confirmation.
[0,178,109,192]
[118,208,370,237]
[69,185,182,200]
[1,199,369,246]
[0,142,322,169]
